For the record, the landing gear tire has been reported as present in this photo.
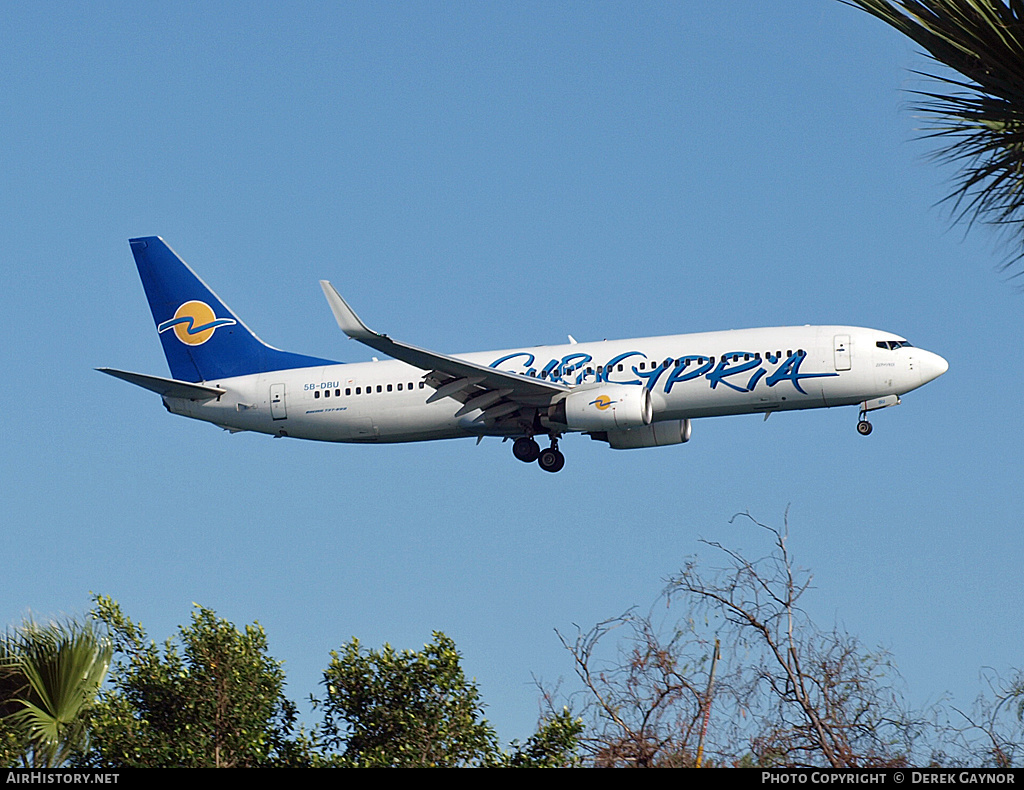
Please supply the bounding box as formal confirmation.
[857,420,873,436]
[512,436,541,463]
[537,447,565,473]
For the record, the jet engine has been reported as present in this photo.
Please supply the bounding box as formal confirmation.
[546,384,653,431]
[592,419,692,450]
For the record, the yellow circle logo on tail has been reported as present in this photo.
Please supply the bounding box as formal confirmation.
[157,301,236,346]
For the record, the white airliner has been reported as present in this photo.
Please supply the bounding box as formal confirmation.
[100,237,948,472]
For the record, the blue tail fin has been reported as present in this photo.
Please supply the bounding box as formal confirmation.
[130,237,336,382]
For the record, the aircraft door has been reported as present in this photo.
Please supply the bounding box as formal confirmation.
[833,335,851,371]
[270,383,287,420]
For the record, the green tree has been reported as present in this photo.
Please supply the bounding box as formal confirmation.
[77,596,316,768]
[317,631,581,767]
[844,1,1024,267]
[0,720,23,769]
[0,618,112,768]
[499,708,584,768]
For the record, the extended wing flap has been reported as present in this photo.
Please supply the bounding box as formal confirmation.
[319,281,567,409]
[97,368,226,400]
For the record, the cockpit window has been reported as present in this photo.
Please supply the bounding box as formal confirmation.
[876,339,914,350]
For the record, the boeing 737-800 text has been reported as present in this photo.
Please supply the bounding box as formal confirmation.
[99,237,948,472]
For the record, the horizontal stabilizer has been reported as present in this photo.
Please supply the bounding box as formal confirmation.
[96,368,226,400]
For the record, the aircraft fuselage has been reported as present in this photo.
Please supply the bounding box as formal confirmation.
[166,324,946,445]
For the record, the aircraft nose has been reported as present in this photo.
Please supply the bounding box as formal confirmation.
[919,350,949,385]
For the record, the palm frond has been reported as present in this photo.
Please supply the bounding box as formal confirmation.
[1,619,112,767]
[845,1,1024,266]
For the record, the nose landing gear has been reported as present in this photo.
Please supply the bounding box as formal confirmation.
[512,435,565,472]
[856,395,900,436]
[856,404,873,435]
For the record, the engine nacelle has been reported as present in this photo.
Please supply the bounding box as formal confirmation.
[547,384,653,431]
[593,419,692,450]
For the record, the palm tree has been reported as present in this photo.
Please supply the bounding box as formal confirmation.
[844,1,1024,267]
[0,619,112,768]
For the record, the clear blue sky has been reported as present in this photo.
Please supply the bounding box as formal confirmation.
[3,1,1022,747]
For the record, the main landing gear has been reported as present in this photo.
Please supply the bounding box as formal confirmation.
[512,436,565,473]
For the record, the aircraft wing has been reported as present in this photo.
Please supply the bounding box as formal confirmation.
[320,281,567,427]
[97,368,226,400]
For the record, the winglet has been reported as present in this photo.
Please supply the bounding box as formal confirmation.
[320,281,380,341]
